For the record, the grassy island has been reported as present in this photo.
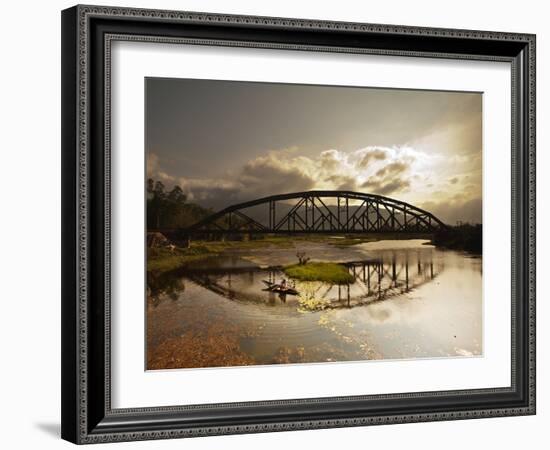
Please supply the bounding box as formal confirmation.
[283,262,354,284]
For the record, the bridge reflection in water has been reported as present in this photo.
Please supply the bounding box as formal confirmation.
[182,250,442,311]
[147,241,482,368]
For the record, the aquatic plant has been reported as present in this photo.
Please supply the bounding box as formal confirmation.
[298,297,332,312]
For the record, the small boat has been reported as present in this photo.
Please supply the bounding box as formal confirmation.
[262,280,299,296]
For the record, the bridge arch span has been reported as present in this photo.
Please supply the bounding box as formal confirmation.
[184,190,447,235]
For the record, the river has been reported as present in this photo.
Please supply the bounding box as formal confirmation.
[146,239,482,370]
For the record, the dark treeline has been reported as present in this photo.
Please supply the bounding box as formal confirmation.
[147,179,212,229]
[433,223,482,254]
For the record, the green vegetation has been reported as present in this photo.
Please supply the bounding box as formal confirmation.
[432,224,482,254]
[329,237,376,246]
[146,237,297,275]
[283,262,354,284]
[189,234,370,253]
[146,232,423,276]
[195,236,295,252]
[196,234,415,250]
[148,178,254,231]
[147,246,215,273]
[147,179,213,229]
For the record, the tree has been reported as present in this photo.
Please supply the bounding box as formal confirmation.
[146,179,211,230]
[296,251,310,265]
[167,185,186,204]
[150,181,166,228]
[153,181,166,199]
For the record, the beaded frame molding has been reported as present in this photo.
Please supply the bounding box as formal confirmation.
[61,4,536,444]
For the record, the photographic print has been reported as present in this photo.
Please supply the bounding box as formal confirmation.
[145,78,482,370]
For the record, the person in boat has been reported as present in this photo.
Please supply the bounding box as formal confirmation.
[280,278,287,289]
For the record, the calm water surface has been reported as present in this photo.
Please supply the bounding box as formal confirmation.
[147,240,482,369]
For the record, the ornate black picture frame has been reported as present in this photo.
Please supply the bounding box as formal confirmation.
[61,4,536,444]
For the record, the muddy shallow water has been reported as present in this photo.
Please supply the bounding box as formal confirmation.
[146,240,482,370]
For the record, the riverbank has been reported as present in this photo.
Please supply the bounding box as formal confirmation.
[147,237,302,273]
[148,235,382,274]
[431,224,482,254]
[147,246,215,273]
[147,231,477,276]
[147,239,297,273]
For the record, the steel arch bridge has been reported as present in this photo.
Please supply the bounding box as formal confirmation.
[184,190,447,235]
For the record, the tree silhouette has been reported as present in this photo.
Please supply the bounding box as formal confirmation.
[147,179,211,229]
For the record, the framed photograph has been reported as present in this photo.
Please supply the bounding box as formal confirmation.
[61,5,536,444]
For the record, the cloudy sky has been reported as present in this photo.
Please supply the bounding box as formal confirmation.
[146,78,482,224]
